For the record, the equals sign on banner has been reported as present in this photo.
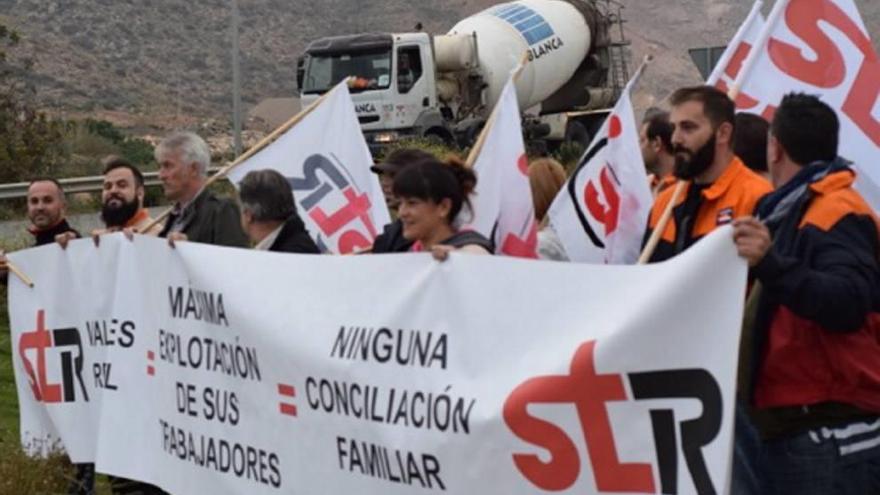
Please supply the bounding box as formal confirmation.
[147,350,156,376]
[278,383,297,417]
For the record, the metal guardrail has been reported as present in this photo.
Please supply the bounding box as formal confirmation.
[0,167,223,200]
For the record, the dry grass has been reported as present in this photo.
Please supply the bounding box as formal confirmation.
[0,443,77,495]
[0,285,111,494]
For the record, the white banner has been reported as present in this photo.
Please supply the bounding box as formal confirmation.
[227,82,391,254]
[711,0,880,211]
[547,71,654,264]
[10,230,745,494]
[468,73,538,257]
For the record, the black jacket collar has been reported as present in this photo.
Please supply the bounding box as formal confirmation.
[31,218,79,246]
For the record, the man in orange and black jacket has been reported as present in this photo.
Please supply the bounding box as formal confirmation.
[643,86,771,263]
[734,93,880,494]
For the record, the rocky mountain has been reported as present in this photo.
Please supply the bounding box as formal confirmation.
[0,0,877,130]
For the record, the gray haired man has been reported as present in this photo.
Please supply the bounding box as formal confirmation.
[156,132,248,247]
[238,169,319,253]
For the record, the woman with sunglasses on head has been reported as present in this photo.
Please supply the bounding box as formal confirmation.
[392,156,493,260]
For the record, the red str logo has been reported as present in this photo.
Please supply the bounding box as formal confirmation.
[505,340,724,493]
[291,154,380,253]
[18,311,89,403]
[517,154,529,176]
[768,0,879,146]
[584,166,621,236]
[19,310,61,402]
[717,0,878,140]
[497,152,538,258]
[309,187,378,239]
[501,221,538,258]
[503,341,655,492]
[717,43,769,112]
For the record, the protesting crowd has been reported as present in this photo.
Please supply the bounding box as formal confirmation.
[0,0,876,491]
[2,80,878,494]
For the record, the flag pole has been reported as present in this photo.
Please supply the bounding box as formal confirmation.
[637,1,786,264]
[649,0,766,110]
[465,52,530,168]
[637,180,685,264]
[142,80,347,233]
[628,55,652,92]
[6,260,33,288]
[706,0,764,86]
[728,0,788,100]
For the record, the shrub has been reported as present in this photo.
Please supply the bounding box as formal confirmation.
[379,137,463,163]
[0,25,68,183]
[553,142,586,174]
[0,443,77,495]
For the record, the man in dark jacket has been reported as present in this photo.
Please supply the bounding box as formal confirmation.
[113,132,247,495]
[155,131,248,247]
[26,178,80,246]
[0,178,85,493]
[734,93,880,494]
[370,148,435,253]
[0,178,80,281]
[238,169,319,253]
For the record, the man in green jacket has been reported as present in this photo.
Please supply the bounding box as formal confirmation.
[156,131,248,247]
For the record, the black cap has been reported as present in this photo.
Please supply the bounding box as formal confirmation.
[370,148,435,175]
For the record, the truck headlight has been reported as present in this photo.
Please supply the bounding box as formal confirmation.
[373,132,399,144]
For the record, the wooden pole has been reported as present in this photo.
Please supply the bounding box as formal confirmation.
[139,203,174,234]
[141,82,345,234]
[705,0,764,87]
[728,0,789,101]
[7,261,34,288]
[464,109,498,169]
[636,51,676,264]
[0,81,350,287]
[638,180,685,264]
[465,52,530,168]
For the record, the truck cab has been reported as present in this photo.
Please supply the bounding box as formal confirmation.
[298,32,448,153]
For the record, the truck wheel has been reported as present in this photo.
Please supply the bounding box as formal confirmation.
[565,121,591,151]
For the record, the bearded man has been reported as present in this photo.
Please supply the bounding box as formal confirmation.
[642,85,772,262]
[56,157,161,249]
[98,157,161,234]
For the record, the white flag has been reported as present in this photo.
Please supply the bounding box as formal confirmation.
[226,82,391,254]
[547,72,654,264]
[712,0,880,211]
[706,0,765,86]
[468,74,538,257]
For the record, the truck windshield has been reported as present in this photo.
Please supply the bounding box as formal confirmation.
[302,49,392,94]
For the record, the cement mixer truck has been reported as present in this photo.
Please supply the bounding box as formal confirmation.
[296,0,629,154]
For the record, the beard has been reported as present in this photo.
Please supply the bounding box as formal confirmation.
[674,135,716,180]
[644,155,658,175]
[101,196,140,227]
